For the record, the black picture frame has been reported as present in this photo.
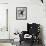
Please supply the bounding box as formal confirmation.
[16,7,27,20]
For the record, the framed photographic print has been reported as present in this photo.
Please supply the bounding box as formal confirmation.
[16,7,27,20]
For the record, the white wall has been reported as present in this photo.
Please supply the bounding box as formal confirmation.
[0,0,8,3]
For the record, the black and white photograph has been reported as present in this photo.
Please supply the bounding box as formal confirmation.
[16,7,27,20]
[0,0,46,46]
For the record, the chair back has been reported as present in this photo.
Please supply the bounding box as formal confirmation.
[27,23,40,36]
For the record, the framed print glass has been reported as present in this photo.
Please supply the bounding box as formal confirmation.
[16,7,27,20]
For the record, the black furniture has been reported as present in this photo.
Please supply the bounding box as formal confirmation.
[19,23,41,46]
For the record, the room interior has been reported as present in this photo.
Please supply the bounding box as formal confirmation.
[0,0,46,46]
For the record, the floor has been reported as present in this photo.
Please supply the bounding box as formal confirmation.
[0,42,43,46]
[0,43,14,46]
[19,41,43,46]
[0,40,43,46]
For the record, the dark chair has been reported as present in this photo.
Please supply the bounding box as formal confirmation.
[19,23,40,45]
[27,23,40,43]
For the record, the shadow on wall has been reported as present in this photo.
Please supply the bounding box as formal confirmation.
[40,25,45,46]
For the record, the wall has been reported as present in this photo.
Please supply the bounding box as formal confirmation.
[0,0,8,3]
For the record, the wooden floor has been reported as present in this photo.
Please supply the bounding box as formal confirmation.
[19,41,43,46]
